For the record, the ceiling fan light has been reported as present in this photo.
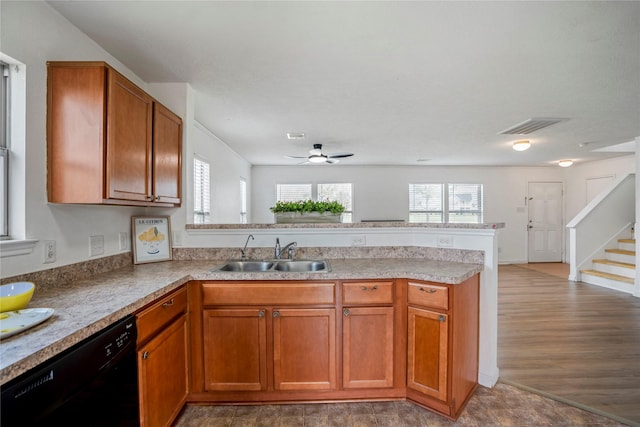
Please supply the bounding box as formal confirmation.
[558,159,574,167]
[512,140,531,151]
[308,155,326,163]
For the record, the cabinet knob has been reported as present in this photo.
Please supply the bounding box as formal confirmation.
[343,308,350,317]
[161,298,174,307]
[439,315,446,322]
[273,311,280,318]
[147,194,154,201]
[258,310,265,318]
[143,351,150,360]
[360,285,378,291]
[155,195,161,201]
[419,287,437,293]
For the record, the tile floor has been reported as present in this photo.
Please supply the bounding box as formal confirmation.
[174,382,628,426]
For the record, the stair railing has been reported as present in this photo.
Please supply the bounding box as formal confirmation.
[566,173,635,281]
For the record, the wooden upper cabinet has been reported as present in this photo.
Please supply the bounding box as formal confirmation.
[47,61,182,207]
[106,70,153,202]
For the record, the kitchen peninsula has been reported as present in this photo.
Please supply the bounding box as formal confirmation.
[1,222,502,423]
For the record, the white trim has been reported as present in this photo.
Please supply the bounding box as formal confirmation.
[0,238,37,257]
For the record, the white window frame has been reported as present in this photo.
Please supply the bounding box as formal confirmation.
[275,182,353,223]
[0,53,35,257]
[193,155,211,224]
[240,178,247,224]
[0,61,8,238]
[409,183,483,223]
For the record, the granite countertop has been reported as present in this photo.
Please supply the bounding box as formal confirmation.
[0,258,482,385]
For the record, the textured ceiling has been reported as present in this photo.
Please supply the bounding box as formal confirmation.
[46,1,640,166]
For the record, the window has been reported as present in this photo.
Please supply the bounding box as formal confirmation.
[276,183,353,223]
[409,184,443,222]
[1,62,9,238]
[409,183,483,223]
[318,183,353,223]
[448,183,483,223]
[193,156,210,224]
[240,178,247,224]
[276,183,312,202]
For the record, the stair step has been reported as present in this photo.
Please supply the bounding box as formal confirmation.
[592,259,635,279]
[605,248,636,264]
[618,239,636,251]
[618,239,635,244]
[580,269,634,284]
[592,259,635,269]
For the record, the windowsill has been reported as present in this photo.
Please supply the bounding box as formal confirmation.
[0,239,38,258]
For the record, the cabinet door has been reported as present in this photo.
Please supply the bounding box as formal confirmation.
[138,314,188,427]
[153,103,182,205]
[203,308,267,391]
[407,306,448,401]
[106,70,153,202]
[273,308,337,391]
[343,306,394,389]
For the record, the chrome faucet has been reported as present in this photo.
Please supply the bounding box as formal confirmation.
[240,234,254,260]
[274,237,297,260]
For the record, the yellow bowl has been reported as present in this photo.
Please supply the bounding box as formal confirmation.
[0,282,35,312]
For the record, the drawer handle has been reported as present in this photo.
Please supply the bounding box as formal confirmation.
[360,285,378,291]
[143,351,150,360]
[343,308,350,317]
[162,298,175,307]
[419,288,437,293]
[258,310,265,318]
[273,310,280,318]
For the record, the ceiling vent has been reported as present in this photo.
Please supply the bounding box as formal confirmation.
[498,118,568,135]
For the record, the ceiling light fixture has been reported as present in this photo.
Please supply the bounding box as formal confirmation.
[308,154,327,163]
[558,160,574,167]
[287,132,305,140]
[512,140,531,151]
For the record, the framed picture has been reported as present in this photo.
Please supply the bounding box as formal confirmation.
[132,216,173,264]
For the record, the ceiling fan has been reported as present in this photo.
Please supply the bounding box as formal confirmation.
[285,144,354,164]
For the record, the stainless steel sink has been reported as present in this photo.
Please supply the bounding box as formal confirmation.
[214,259,330,273]
[217,260,274,272]
[274,260,330,272]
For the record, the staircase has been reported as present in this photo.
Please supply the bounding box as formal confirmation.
[580,238,636,294]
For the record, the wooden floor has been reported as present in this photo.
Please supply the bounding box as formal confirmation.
[498,264,640,426]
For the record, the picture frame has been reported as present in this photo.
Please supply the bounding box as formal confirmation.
[131,216,173,264]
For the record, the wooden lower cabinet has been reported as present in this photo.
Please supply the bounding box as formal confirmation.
[136,287,189,427]
[405,275,480,420]
[273,308,337,391]
[203,308,267,391]
[342,306,395,389]
[190,276,478,421]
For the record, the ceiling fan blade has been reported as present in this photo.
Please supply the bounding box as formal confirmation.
[285,155,308,159]
[327,152,353,159]
[326,158,339,164]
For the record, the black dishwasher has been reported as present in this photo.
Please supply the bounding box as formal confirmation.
[1,315,139,426]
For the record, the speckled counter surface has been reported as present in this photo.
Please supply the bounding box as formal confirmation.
[0,258,482,385]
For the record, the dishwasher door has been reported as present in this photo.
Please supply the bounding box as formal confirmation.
[1,315,139,426]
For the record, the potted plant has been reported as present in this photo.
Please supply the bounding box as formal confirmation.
[270,199,345,223]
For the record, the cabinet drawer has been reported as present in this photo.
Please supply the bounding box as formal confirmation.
[203,282,336,306]
[137,287,187,344]
[407,282,449,310]
[342,281,394,305]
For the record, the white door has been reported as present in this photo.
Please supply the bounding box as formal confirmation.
[528,182,563,262]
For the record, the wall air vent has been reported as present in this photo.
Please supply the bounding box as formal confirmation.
[498,118,568,135]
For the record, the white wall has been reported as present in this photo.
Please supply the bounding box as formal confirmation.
[251,165,564,263]
[251,158,636,264]
[0,2,251,278]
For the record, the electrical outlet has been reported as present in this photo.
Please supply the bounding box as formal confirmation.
[119,232,129,250]
[89,235,104,257]
[437,235,453,247]
[351,235,366,246]
[44,240,56,263]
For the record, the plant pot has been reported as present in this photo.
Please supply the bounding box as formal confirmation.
[274,211,342,224]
